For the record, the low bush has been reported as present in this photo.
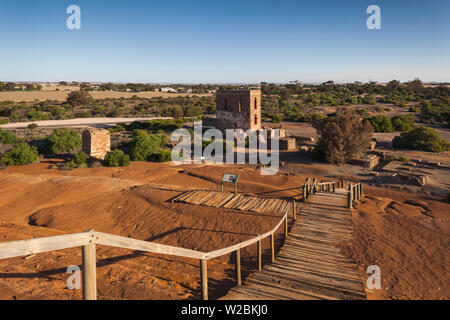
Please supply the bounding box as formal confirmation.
[0,142,39,166]
[0,128,20,144]
[66,151,90,168]
[392,114,415,132]
[27,123,38,130]
[152,150,172,162]
[103,149,130,167]
[368,115,394,133]
[393,126,450,152]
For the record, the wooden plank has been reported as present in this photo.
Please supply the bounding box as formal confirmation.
[262,267,365,299]
[182,191,201,202]
[242,197,260,211]
[249,198,265,212]
[95,231,206,259]
[202,192,224,206]
[0,232,93,259]
[173,191,191,202]
[191,191,211,204]
[223,194,244,209]
[215,193,236,208]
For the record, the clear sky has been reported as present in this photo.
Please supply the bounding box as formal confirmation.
[0,0,449,83]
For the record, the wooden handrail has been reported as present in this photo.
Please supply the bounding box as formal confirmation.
[301,177,336,202]
[347,182,364,208]
[204,213,288,259]
[0,213,289,301]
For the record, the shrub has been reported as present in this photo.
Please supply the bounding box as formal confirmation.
[108,124,126,133]
[314,109,374,164]
[368,115,394,133]
[66,90,91,107]
[0,128,20,144]
[45,128,81,154]
[153,150,172,162]
[132,129,149,137]
[66,151,90,168]
[28,123,38,130]
[393,126,450,152]
[409,106,420,113]
[271,114,283,123]
[0,143,39,166]
[103,149,130,167]
[392,114,415,132]
[130,135,163,161]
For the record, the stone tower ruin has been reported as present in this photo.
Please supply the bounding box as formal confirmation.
[82,128,111,160]
[216,89,262,131]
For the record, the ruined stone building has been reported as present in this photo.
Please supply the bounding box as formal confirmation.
[216,89,262,131]
[82,128,111,160]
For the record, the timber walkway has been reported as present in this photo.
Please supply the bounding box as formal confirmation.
[221,188,367,300]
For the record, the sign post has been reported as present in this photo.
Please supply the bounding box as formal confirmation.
[221,174,239,195]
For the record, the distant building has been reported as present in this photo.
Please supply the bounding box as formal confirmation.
[216,89,262,131]
[159,87,177,93]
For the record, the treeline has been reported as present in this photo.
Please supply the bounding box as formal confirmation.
[261,79,449,127]
[0,82,42,91]
[0,92,215,123]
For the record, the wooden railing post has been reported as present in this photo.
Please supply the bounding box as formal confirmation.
[257,240,262,271]
[347,183,353,209]
[361,184,364,198]
[302,185,307,202]
[284,216,288,238]
[235,249,241,286]
[82,243,97,300]
[270,234,275,263]
[200,259,208,300]
[332,182,335,193]
[293,200,296,220]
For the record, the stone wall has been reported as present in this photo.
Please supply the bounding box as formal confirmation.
[82,128,111,160]
[216,90,261,131]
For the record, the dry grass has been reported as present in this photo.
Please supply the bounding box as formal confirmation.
[0,85,211,102]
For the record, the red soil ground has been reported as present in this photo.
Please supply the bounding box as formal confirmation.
[0,161,448,300]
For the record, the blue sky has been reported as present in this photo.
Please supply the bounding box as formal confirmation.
[0,0,449,83]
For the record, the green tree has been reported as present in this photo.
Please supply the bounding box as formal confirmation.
[391,114,415,132]
[0,143,39,166]
[45,128,81,154]
[393,126,450,152]
[0,129,20,144]
[368,115,394,133]
[130,134,164,161]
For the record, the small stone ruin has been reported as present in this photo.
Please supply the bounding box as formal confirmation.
[82,128,111,160]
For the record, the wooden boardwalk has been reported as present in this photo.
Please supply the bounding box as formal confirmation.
[172,190,296,215]
[221,188,367,300]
